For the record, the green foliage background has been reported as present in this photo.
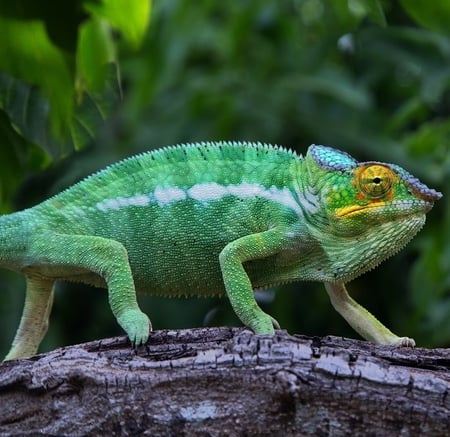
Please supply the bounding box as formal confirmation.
[0,0,449,357]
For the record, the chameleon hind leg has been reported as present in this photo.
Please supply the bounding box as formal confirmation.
[325,282,415,347]
[6,233,150,360]
[5,276,55,360]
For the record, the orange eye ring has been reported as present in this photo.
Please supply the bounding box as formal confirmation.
[358,164,393,198]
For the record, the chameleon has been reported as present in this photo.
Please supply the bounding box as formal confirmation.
[0,142,442,360]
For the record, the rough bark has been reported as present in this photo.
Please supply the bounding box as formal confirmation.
[0,328,449,436]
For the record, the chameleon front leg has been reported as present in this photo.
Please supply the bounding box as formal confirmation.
[324,282,415,347]
[4,276,55,360]
[219,228,287,334]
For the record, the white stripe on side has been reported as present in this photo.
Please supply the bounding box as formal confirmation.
[154,186,186,206]
[95,182,305,216]
[296,187,320,214]
[96,194,150,212]
[187,182,228,201]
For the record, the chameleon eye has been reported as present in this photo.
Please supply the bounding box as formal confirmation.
[358,164,393,198]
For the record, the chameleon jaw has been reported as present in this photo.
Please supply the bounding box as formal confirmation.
[335,200,434,219]
[335,203,384,218]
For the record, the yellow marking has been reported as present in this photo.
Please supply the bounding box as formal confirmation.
[336,202,386,218]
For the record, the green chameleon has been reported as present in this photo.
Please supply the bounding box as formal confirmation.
[0,142,442,360]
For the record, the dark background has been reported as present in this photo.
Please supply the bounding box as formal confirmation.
[0,1,448,357]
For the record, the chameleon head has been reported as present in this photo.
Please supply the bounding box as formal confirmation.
[303,145,442,280]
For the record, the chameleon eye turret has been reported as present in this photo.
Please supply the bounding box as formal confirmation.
[357,164,393,199]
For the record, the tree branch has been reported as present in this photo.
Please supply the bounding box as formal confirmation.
[1,328,449,435]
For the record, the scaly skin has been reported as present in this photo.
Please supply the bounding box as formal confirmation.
[0,142,442,359]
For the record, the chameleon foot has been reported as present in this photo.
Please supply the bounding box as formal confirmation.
[270,315,281,330]
[391,336,415,348]
[117,309,151,346]
[250,313,279,335]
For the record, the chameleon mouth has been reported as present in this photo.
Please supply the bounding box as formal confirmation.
[335,200,434,218]
[336,203,383,218]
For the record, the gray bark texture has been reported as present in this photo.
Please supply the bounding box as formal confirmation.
[0,327,449,436]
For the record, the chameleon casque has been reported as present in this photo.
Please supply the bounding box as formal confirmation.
[0,142,442,360]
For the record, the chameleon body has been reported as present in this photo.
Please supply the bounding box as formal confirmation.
[0,142,442,360]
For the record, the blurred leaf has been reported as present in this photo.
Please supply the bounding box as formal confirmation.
[0,73,53,153]
[356,26,450,105]
[70,67,123,149]
[0,17,74,138]
[0,0,86,52]
[84,0,151,49]
[348,0,386,26]
[283,67,372,110]
[400,0,450,35]
[386,96,428,133]
[77,18,116,93]
[0,109,50,213]
[0,69,121,156]
[401,119,450,185]
[403,120,450,157]
[0,0,151,152]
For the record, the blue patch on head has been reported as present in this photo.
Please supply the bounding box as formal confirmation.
[308,145,358,171]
